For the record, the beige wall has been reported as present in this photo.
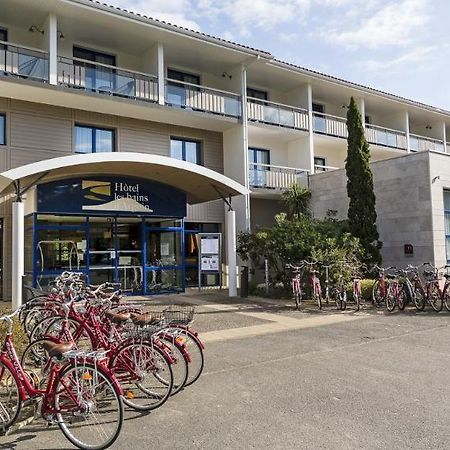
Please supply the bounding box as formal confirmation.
[0,97,225,299]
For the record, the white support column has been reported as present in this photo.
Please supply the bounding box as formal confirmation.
[46,13,58,85]
[358,98,366,128]
[306,84,315,174]
[226,209,237,297]
[157,43,165,106]
[405,111,411,152]
[442,121,447,153]
[12,201,24,309]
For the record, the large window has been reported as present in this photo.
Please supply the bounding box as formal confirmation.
[170,138,201,165]
[247,87,268,101]
[0,28,7,50]
[444,191,450,262]
[73,46,116,91]
[166,69,200,106]
[75,125,115,153]
[248,148,270,187]
[314,156,326,172]
[0,114,5,145]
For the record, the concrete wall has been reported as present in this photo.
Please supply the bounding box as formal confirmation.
[310,151,435,268]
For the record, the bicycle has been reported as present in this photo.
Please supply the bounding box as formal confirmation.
[333,262,347,311]
[372,265,395,307]
[287,264,303,310]
[0,308,124,449]
[303,261,322,309]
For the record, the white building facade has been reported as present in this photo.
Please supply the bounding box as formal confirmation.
[0,0,450,300]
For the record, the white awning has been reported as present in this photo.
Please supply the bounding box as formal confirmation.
[0,152,249,204]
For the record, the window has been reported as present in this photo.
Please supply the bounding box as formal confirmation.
[170,138,201,164]
[75,125,115,153]
[0,114,5,145]
[167,68,200,86]
[167,69,200,107]
[247,87,268,101]
[445,191,450,262]
[0,28,7,50]
[73,47,116,91]
[312,103,325,113]
[312,103,326,133]
[248,148,270,187]
[365,115,371,125]
[314,157,326,172]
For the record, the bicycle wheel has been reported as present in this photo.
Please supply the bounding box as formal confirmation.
[354,294,360,312]
[444,291,450,312]
[158,337,188,396]
[45,317,94,352]
[341,293,347,311]
[54,362,123,450]
[0,363,22,432]
[429,285,443,312]
[386,290,396,312]
[110,342,173,411]
[372,280,384,307]
[334,290,342,310]
[179,332,204,386]
[413,286,426,311]
[397,288,407,311]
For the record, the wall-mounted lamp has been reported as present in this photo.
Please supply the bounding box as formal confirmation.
[57,30,65,39]
[29,25,44,34]
[222,72,232,79]
[425,125,432,130]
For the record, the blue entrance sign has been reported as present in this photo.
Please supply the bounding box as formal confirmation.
[37,176,187,217]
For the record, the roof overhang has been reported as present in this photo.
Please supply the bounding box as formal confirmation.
[0,152,249,204]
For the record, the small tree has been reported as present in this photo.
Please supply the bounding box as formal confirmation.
[281,184,311,219]
[345,97,381,264]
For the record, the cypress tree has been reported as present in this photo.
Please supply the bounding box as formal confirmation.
[345,97,381,264]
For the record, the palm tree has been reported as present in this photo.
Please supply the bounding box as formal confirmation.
[281,184,311,219]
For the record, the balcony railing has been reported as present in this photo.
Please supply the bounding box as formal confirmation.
[409,134,445,153]
[247,97,309,131]
[165,78,241,118]
[313,112,347,138]
[58,56,159,102]
[314,164,339,173]
[249,162,309,190]
[365,123,407,150]
[0,40,48,82]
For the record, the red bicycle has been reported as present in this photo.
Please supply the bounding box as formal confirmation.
[0,308,124,449]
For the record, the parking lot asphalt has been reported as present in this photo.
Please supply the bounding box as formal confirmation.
[2,293,450,449]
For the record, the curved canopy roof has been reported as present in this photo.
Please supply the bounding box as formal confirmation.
[0,152,249,204]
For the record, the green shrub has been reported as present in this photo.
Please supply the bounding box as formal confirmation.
[345,279,374,302]
[0,309,28,355]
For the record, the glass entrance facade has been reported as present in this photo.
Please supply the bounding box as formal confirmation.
[26,214,185,295]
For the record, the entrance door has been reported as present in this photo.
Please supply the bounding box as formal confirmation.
[88,216,116,286]
[145,220,184,293]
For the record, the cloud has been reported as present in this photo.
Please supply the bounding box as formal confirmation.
[317,0,429,50]
[106,0,201,30]
[361,44,449,72]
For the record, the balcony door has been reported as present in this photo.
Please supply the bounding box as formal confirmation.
[312,102,326,133]
[73,46,116,92]
[166,68,200,107]
[248,148,270,187]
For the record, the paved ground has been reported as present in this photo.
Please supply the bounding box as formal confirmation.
[2,293,450,449]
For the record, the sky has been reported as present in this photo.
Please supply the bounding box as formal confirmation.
[106,0,450,110]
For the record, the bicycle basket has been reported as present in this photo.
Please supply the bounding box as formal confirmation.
[162,305,195,325]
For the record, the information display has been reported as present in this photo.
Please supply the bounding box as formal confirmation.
[198,233,222,290]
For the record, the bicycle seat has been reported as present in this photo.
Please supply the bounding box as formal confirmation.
[130,312,159,327]
[42,341,74,359]
[105,310,131,324]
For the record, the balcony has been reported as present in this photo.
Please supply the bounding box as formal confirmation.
[314,164,339,173]
[58,56,159,102]
[365,123,407,150]
[313,112,347,139]
[409,134,445,153]
[249,162,309,190]
[247,98,309,131]
[0,40,48,82]
[165,79,241,118]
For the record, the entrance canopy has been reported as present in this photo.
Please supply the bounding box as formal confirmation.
[0,152,249,203]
